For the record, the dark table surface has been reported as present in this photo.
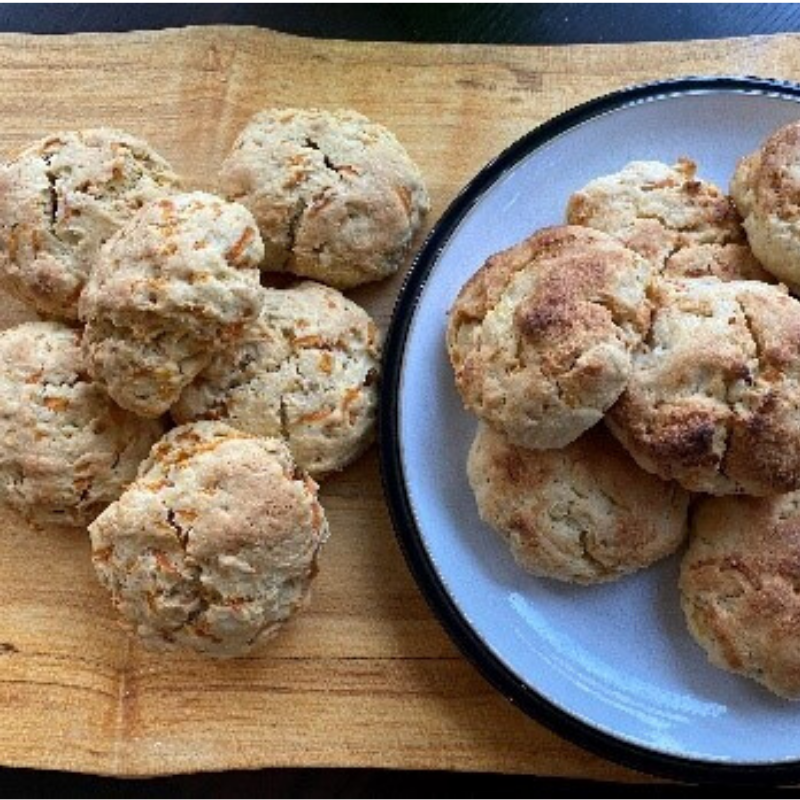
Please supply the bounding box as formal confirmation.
[6,4,800,797]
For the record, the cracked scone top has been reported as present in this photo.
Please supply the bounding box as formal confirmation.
[0,129,181,319]
[567,159,770,282]
[608,277,800,495]
[731,121,800,291]
[89,421,329,657]
[173,281,380,477]
[681,493,800,699]
[0,321,164,527]
[219,107,430,289]
[80,192,265,417]
[468,423,689,584]
[447,225,653,450]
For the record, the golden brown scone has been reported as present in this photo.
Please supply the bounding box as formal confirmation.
[608,277,800,495]
[89,421,329,658]
[173,281,380,478]
[468,423,689,584]
[567,159,770,282]
[731,121,800,291]
[219,107,430,289]
[0,321,164,527]
[681,493,800,699]
[80,192,265,417]
[447,225,653,450]
[0,129,180,320]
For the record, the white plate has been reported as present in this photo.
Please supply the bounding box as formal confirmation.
[379,77,800,782]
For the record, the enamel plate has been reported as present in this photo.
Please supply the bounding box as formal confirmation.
[379,77,800,783]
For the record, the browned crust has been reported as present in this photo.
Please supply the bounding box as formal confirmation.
[567,158,770,284]
[608,278,800,495]
[751,121,800,220]
[681,494,800,697]
[447,225,651,449]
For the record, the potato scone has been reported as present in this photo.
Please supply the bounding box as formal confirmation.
[731,121,800,291]
[682,493,800,699]
[80,192,265,417]
[608,277,800,495]
[447,225,653,450]
[219,107,429,289]
[89,421,329,657]
[567,159,770,282]
[468,423,689,584]
[0,128,180,319]
[173,281,380,478]
[0,321,164,527]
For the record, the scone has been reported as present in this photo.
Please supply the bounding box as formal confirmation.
[731,121,800,291]
[681,493,800,699]
[0,129,180,319]
[89,421,329,657]
[0,321,164,527]
[447,225,653,450]
[219,107,429,289]
[567,159,770,282]
[608,277,800,495]
[467,423,689,584]
[173,281,380,477]
[80,192,265,417]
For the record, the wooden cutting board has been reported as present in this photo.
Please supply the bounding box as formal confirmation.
[0,25,798,780]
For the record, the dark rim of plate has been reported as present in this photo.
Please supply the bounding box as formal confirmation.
[378,75,800,785]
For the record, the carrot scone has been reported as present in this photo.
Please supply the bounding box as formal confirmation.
[731,120,800,291]
[219,107,429,289]
[80,192,265,417]
[89,421,329,657]
[173,281,380,478]
[0,128,180,320]
[608,277,800,496]
[0,321,164,527]
[447,225,653,450]
[567,159,770,282]
[467,423,689,584]
[681,493,800,699]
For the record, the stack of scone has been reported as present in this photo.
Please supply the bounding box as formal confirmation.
[0,110,429,657]
[448,120,800,699]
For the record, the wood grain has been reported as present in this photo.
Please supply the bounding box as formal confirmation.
[0,25,797,779]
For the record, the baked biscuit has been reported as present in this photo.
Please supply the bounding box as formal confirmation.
[447,225,652,450]
[681,493,800,699]
[0,321,164,527]
[80,192,265,417]
[173,281,380,477]
[89,421,329,657]
[0,129,180,320]
[731,121,800,291]
[567,159,770,282]
[468,423,689,584]
[219,107,429,289]
[608,277,800,495]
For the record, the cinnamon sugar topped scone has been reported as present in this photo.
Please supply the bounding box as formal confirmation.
[80,191,264,417]
[89,421,329,657]
[731,121,800,291]
[607,276,800,495]
[0,321,164,527]
[681,492,800,699]
[219,107,429,289]
[447,225,653,450]
[468,423,689,584]
[567,159,770,282]
[173,281,380,478]
[0,128,180,320]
